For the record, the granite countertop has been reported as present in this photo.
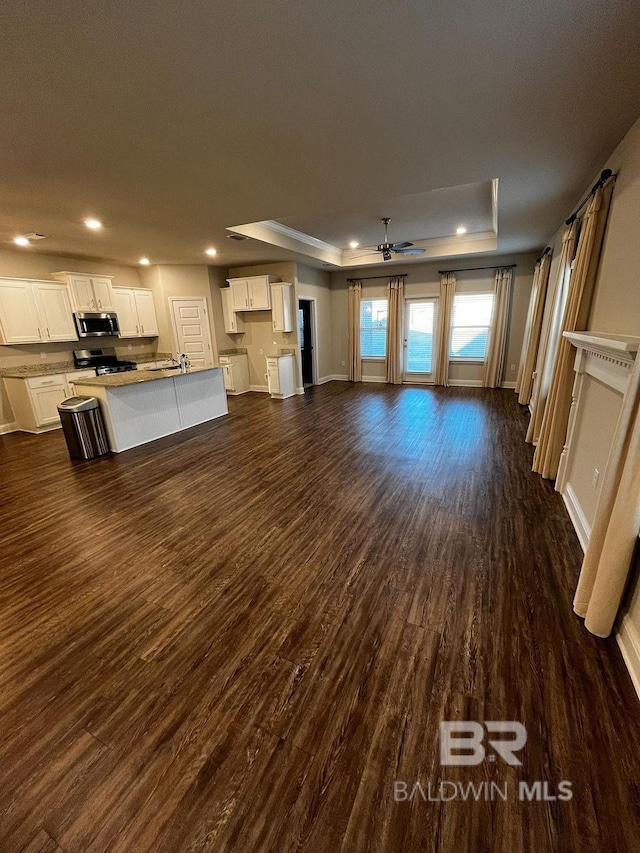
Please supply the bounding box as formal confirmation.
[218,347,248,355]
[0,352,174,379]
[266,351,295,359]
[73,366,219,388]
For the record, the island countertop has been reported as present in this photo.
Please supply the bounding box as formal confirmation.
[74,365,220,388]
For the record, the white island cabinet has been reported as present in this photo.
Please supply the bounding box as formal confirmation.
[73,366,228,452]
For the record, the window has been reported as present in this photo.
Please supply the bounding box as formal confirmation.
[360,298,388,358]
[449,293,494,360]
[405,300,436,373]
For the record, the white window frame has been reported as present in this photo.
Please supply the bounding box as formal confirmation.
[449,292,494,363]
[360,297,388,361]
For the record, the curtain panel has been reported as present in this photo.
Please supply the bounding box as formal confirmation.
[385,277,404,384]
[526,221,579,445]
[434,272,456,387]
[515,251,552,405]
[483,267,513,388]
[348,281,362,382]
[574,353,640,637]
[533,184,613,478]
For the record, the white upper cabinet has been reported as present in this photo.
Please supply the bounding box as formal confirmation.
[271,283,294,333]
[0,280,41,343]
[0,278,77,344]
[112,286,159,338]
[227,275,279,311]
[33,283,77,342]
[221,288,245,334]
[52,272,115,312]
[134,289,159,336]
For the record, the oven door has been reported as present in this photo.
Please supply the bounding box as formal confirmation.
[74,312,120,338]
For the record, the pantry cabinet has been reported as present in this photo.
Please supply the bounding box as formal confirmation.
[52,272,115,312]
[112,287,159,337]
[0,278,77,344]
[227,275,279,312]
[270,283,294,333]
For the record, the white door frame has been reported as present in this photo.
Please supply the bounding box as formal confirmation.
[403,296,439,385]
[169,296,215,367]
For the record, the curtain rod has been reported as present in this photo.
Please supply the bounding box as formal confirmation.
[536,246,551,264]
[566,169,616,225]
[346,273,408,282]
[437,263,516,275]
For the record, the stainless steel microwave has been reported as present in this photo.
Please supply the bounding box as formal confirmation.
[73,312,120,338]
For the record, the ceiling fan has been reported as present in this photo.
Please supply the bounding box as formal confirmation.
[375,218,426,261]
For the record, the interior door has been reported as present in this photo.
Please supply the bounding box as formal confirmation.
[298,299,314,386]
[404,298,438,382]
[170,298,214,367]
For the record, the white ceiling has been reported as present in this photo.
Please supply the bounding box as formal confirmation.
[0,0,639,269]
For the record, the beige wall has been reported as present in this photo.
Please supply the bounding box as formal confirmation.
[329,253,537,385]
[296,264,332,382]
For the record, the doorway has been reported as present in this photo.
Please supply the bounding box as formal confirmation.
[298,299,314,386]
[403,297,438,383]
[170,297,214,367]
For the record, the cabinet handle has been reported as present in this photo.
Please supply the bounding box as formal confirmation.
[37,327,42,339]
[97,299,102,308]
[136,325,139,334]
[46,328,50,339]
[141,325,145,334]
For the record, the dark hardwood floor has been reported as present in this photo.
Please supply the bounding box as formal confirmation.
[0,382,638,852]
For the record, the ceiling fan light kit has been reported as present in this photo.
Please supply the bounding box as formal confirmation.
[375,217,426,261]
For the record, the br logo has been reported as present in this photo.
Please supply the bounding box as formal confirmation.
[440,721,527,766]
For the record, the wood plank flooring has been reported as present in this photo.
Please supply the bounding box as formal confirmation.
[0,382,638,852]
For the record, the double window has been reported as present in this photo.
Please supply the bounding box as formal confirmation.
[360,298,388,358]
[449,293,494,361]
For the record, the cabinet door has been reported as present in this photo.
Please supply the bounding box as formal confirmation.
[222,363,234,391]
[134,290,159,336]
[267,360,280,395]
[221,288,243,333]
[248,277,271,310]
[230,280,250,311]
[69,276,95,310]
[31,384,68,426]
[34,284,77,342]
[112,288,139,337]
[271,284,293,332]
[91,278,115,311]
[0,281,42,343]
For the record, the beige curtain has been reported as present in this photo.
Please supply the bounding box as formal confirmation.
[386,277,404,384]
[348,281,362,382]
[515,251,552,404]
[573,354,640,637]
[526,222,579,444]
[434,272,456,386]
[533,186,612,477]
[483,268,513,388]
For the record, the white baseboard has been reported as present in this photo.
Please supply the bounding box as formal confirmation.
[0,422,17,435]
[362,375,386,384]
[249,384,269,393]
[449,379,483,388]
[617,614,640,700]
[296,387,305,395]
[500,381,516,389]
[317,375,339,385]
[562,482,591,552]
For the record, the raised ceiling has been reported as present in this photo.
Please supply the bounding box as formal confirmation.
[0,0,639,269]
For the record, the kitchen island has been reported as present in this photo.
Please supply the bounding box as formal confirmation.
[73,366,228,452]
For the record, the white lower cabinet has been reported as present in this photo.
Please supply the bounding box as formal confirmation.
[66,370,96,397]
[5,374,70,431]
[266,353,296,399]
[219,354,250,395]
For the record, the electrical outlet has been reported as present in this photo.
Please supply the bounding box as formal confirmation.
[40,352,47,359]
[342,360,345,366]
[259,348,264,355]
[592,468,600,488]
[510,364,516,371]
[128,344,133,350]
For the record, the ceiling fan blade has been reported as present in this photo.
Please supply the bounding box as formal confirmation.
[393,247,426,255]
[391,241,413,250]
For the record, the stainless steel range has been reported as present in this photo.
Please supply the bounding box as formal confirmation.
[73,348,138,375]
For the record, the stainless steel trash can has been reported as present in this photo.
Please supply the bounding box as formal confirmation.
[58,396,110,460]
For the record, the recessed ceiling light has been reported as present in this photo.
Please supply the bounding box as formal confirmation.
[139,257,150,265]
[14,236,30,246]
[84,218,102,230]
[349,241,359,249]
[456,226,467,235]
[205,247,217,256]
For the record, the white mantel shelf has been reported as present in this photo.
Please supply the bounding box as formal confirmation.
[563,331,640,360]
